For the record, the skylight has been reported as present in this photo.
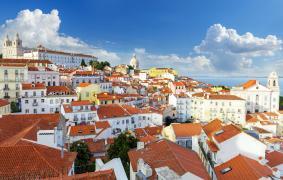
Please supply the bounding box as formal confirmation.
[221,167,232,174]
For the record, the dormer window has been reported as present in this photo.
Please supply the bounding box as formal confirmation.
[90,129,95,133]
[221,167,232,174]
[215,130,224,136]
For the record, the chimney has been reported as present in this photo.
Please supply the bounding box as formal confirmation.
[137,141,144,150]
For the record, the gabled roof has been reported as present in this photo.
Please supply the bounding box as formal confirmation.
[0,114,60,145]
[134,126,163,139]
[171,123,202,137]
[95,121,111,129]
[71,100,91,106]
[46,86,74,95]
[202,119,223,138]
[97,104,130,119]
[214,154,273,180]
[0,140,76,179]
[54,169,116,180]
[213,124,242,143]
[128,139,210,179]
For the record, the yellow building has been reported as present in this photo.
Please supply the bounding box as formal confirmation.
[144,67,177,78]
[0,64,28,101]
[76,83,101,102]
[93,92,123,105]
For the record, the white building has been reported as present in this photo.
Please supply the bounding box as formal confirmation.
[28,66,59,86]
[168,93,191,122]
[61,100,98,126]
[97,104,163,136]
[20,83,77,114]
[129,54,139,70]
[2,34,97,67]
[191,93,246,125]
[231,72,280,113]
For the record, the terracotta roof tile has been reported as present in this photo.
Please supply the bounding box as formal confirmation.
[241,80,257,89]
[95,121,111,129]
[0,99,9,107]
[71,100,91,106]
[0,140,76,179]
[46,86,74,95]
[84,139,106,154]
[69,125,96,136]
[206,140,219,152]
[202,119,223,138]
[128,139,210,179]
[266,151,283,167]
[172,123,202,137]
[213,124,242,143]
[52,169,115,180]
[22,83,46,90]
[97,104,130,119]
[78,82,91,87]
[214,154,273,180]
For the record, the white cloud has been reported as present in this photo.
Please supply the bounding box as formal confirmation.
[0,9,120,62]
[133,48,214,75]
[195,24,282,57]
[193,24,282,74]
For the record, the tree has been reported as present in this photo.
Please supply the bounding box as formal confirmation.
[10,101,20,113]
[0,54,2,59]
[80,59,87,67]
[164,116,176,126]
[107,132,138,177]
[128,65,134,70]
[70,141,95,174]
[89,60,110,70]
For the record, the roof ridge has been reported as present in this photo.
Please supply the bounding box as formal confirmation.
[165,140,187,173]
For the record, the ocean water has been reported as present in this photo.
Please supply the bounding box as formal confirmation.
[191,76,283,94]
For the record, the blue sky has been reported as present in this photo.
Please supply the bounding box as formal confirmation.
[0,0,283,76]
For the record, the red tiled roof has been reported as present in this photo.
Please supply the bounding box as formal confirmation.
[252,127,272,134]
[52,169,115,180]
[266,151,283,167]
[214,154,273,180]
[0,140,76,179]
[246,114,258,123]
[69,125,96,136]
[128,139,210,179]
[172,123,202,137]
[242,80,257,89]
[139,135,156,144]
[202,119,223,138]
[0,58,52,64]
[95,121,111,129]
[84,139,106,154]
[134,126,163,139]
[173,81,185,86]
[71,100,91,106]
[95,92,123,101]
[0,114,60,145]
[206,140,219,152]
[22,83,46,90]
[46,86,73,95]
[97,104,130,119]
[0,99,9,107]
[213,124,242,143]
[78,82,91,87]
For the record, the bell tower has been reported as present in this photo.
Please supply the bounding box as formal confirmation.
[267,71,279,91]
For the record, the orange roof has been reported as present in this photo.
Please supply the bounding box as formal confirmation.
[206,140,219,152]
[139,135,156,144]
[0,99,9,107]
[46,86,74,95]
[69,125,96,136]
[214,154,273,180]
[71,100,91,106]
[84,139,106,154]
[22,83,46,90]
[97,104,130,119]
[266,151,283,167]
[202,119,223,138]
[128,140,210,179]
[52,169,116,180]
[264,112,278,117]
[0,140,76,179]
[0,58,52,64]
[95,92,123,101]
[172,123,202,137]
[246,114,258,123]
[95,121,111,129]
[78,82,91,87]
[134,126,163,139]
[252,127,272,134]
[213,124,242,143]
[242,80,257,89]
[0,114,60,145]
[173,81,185,86]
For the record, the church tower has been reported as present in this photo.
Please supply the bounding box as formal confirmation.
[130,54,139,70]
[2,33,23,58]
[267,71,279,91]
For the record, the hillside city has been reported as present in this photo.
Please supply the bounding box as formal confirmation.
[0,33,282,180]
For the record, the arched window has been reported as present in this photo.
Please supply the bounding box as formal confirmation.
[273,80,276,86]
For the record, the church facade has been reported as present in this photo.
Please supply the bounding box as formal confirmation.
[230,72,280,113]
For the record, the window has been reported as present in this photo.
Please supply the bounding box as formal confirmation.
[41,108,45,112]
[33,91,36,96]
[50,99,53,104]
[25,100,29,104]
[41,99,44,103]
[41,91,44,96]
[25,109,29,113]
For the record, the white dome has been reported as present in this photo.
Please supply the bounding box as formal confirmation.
[269,71,278,78]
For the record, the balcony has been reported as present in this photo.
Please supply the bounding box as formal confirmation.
[32,102,38,106]
[3,87,9,91]
[4,95,10,99]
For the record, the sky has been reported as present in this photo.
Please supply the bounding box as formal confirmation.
[0,0,283,76]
